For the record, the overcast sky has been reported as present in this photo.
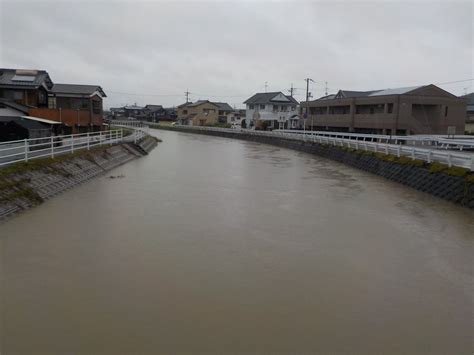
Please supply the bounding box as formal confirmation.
[1,0,472,109]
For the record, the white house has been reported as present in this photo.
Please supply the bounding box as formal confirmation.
[226,109,246,127]
[243,92,299,129]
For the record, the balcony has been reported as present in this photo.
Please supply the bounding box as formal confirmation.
[29,108,103,132]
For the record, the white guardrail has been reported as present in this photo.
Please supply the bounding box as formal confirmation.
[0,124,148,167]
[157,124,474,171]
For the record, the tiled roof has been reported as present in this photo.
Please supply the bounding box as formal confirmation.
[51,83,106,97]
[0,68,53,90]
[214,102,233,111]
[244,92,298,105]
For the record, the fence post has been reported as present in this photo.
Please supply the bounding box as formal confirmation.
[411,147,415,160]
[51,135,54,158]
[71,134,75,153]
[24,139,28,162]
[471,156,474,171]
[87,132,90,150]
[447,152,452,167]
[427,150,431,163]
[99,131,102,146]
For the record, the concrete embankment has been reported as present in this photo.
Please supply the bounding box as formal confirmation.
[157,125,474,209]
[0,136,158,220]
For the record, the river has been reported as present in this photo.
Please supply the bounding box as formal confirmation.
[1,129,473,354]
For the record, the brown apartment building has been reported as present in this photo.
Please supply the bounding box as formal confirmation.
[301,85,466,135]
[177,100,233,126]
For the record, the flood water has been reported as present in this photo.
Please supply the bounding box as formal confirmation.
[1,129,473,354]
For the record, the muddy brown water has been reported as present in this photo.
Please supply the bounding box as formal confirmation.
[1,129,473,354]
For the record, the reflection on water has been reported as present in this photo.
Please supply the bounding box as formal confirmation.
[1,129,473,354]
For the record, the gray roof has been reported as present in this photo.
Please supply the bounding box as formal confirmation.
[51,83,106,97]
[0,68,53,90]
[213,102,233,111]
[244,92,299,105]
[0,99,31,114]
[123,105,145,110]
[145,104,164,111]
[316,94,336,100]
[333,86,426,99]
[335,90,380,98]
[187,100,219,108]
[182,100,232,110]
[368,86,423,97]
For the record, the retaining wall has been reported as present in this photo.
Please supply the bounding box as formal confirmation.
[0,136,158,220]
[159,126,474,209]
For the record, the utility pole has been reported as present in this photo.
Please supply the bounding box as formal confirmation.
[288,83,295,97]
[304,78,315,133]
[185,89,190,103]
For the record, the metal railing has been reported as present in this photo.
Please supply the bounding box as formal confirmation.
[164,124,474,171]
[274,129,474,151]
[0,127,148,167]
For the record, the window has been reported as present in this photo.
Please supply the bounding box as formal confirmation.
[260,104,265,110]
[273,105,278,111]
[92,100,101,114]
[281,106,287,112]
[48,97,57,109]
[387,103,394,113]
[183,109,188,114]
[445,106,448,117]
[249,104,254,109]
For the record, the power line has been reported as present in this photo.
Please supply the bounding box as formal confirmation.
[105,78,474,100]
[435,79,473,85]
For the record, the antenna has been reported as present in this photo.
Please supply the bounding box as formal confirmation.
[185,89,190,103]
[264,82,268,93]
[325,81,328,96]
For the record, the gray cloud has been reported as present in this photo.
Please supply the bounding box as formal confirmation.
[1,0,472,108]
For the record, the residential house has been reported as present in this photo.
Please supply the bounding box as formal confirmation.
[301,85,466,135]
[214,102,233,123]
[0,68,107,134]
[243,92,299,130]
[123,105,147,120]
[162,107,177,121]
[144,104,166,122]
[226,109,246,127]
[0,69,53,108]
[461,93,474,133]
[177,100,232,126]
[38,84,107,133]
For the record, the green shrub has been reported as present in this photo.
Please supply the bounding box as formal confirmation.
[429,162,448,174]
